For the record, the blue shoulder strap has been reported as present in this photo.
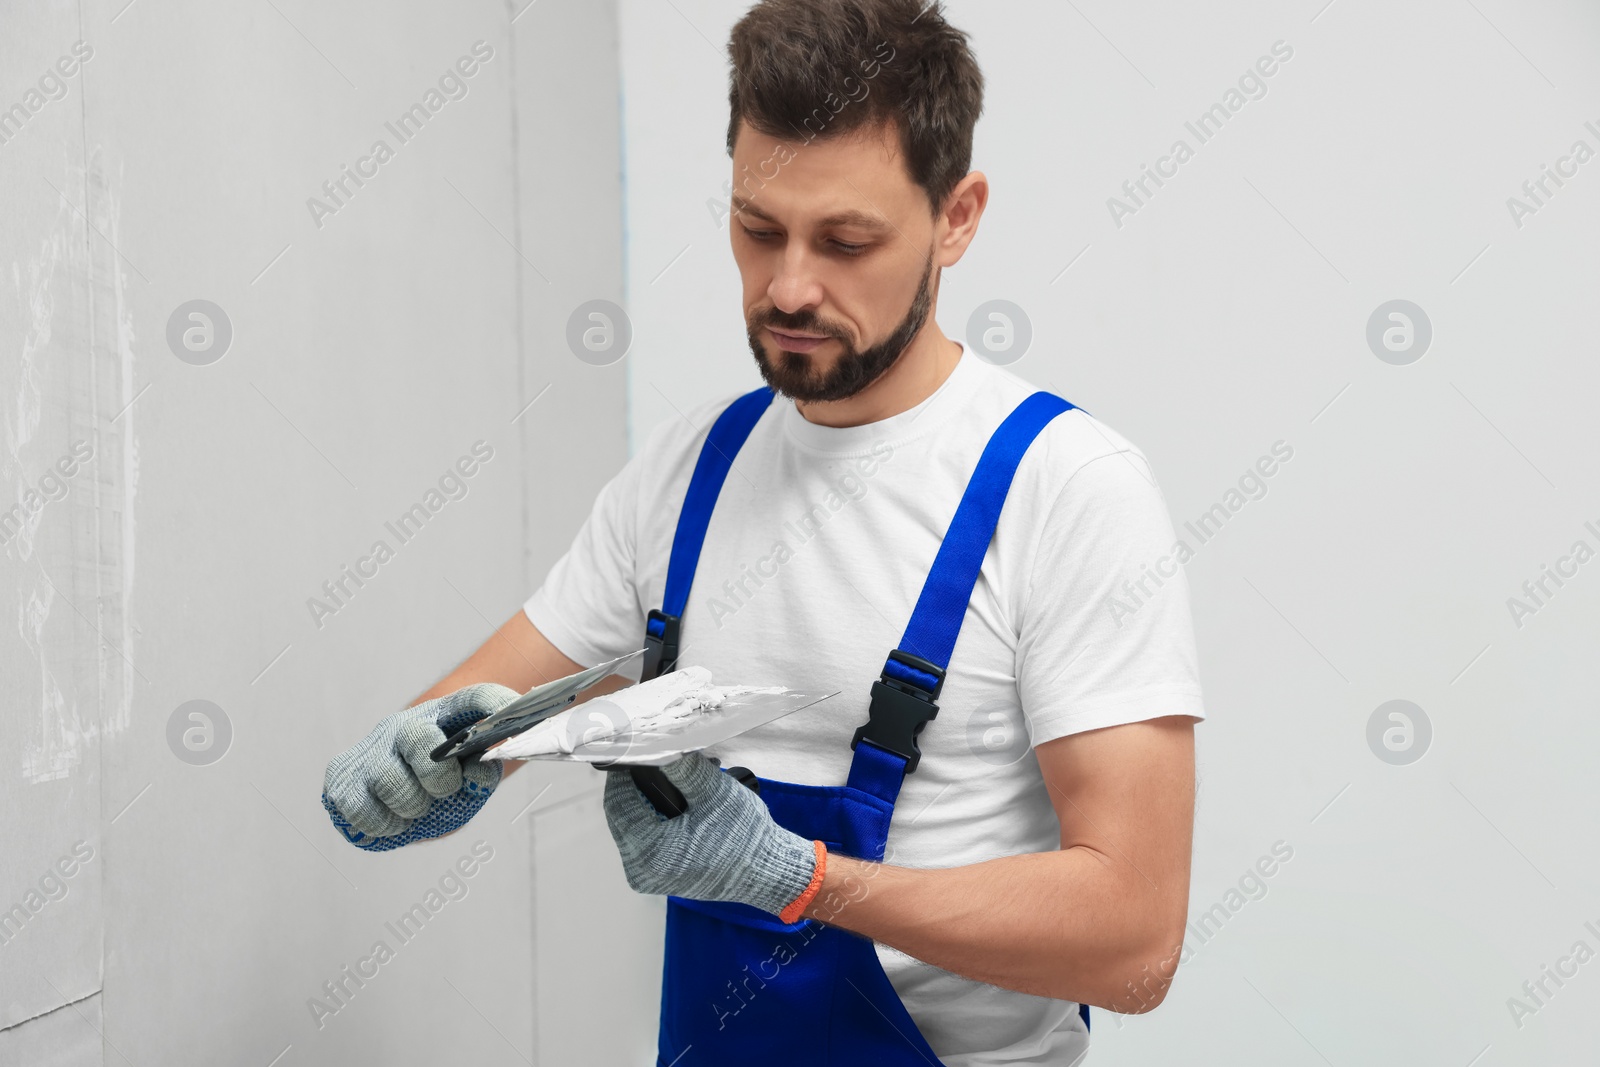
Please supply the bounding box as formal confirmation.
[642,385,775,679]
[846,390,1076,800]
[839,388,1083,1034]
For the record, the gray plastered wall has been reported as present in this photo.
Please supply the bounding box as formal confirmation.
[1,0,656,1063]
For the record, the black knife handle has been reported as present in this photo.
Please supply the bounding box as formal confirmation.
[627,763,761,818]
[630,765,687,818]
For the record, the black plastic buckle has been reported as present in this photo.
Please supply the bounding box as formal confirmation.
[850,648,945,774]
[642,609,681,681]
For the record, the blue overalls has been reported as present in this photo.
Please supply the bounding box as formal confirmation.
[638,383,1089,1065]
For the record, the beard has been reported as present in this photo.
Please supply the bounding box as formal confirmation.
[746,254,934,403]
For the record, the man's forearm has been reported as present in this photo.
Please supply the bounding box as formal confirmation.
[799,846,1185,1012]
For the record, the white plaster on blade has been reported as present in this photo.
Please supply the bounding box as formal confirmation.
[485,666,788,760]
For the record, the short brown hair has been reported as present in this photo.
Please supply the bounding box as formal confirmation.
[726,0,984,217]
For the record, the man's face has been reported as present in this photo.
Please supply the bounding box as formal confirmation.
[729,118,937,403]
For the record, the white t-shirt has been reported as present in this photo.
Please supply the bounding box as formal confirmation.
[523,341,1207,1065]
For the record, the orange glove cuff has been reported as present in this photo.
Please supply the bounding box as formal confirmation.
[778,840,828,924]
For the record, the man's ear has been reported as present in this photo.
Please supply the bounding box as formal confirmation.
[937,171,989,268]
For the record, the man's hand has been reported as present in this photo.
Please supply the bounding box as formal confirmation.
[322,682,520,851]
[602,754,826,922]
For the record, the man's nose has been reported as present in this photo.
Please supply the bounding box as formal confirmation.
[767,245,824,313]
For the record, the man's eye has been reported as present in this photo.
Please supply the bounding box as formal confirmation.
[739,225,864,256]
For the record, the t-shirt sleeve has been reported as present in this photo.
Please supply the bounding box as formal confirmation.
[521,446,651,670]
[1015,448,1207,746]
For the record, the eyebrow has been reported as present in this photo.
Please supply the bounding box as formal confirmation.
[731,194,893,234]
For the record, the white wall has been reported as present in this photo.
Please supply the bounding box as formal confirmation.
[7,0,1598,1062]
[1,0,655,1064]
[618,0,1600,1062]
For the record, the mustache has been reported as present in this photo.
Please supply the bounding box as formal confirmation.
[754,309,844,339]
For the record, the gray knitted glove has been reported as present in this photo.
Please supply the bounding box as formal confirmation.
[603,753,824,920]
[322,683,519,851]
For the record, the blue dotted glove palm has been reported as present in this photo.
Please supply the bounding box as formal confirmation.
[603,753,823,920]
[323,683,518,852]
